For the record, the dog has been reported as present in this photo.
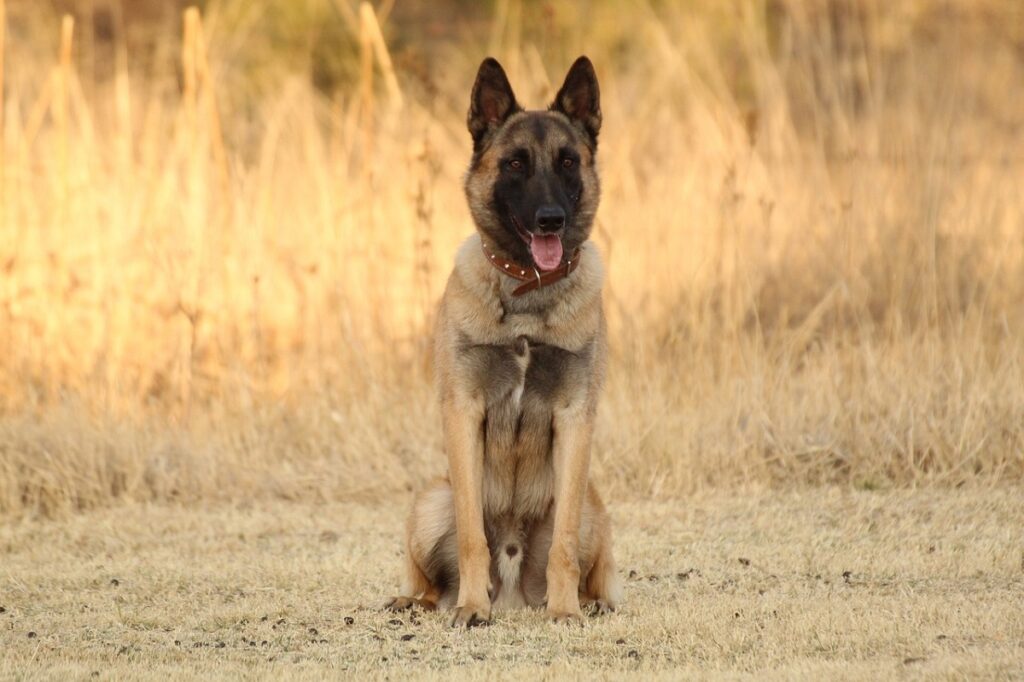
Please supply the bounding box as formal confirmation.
[385,56,621,627]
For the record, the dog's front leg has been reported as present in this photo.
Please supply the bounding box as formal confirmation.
[442,389,491,627]
[546,399,595,623]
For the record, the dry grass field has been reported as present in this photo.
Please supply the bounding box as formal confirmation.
[1,0,1023,678]
[2,489,1023,679]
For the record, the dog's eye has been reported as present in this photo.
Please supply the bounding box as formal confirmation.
[507,159,523,171]
[562,157,575,169]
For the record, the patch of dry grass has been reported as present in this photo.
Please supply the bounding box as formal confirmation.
[1,489,1022,679]
[0,1,1023,516]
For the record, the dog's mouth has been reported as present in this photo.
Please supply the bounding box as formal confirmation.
[528,233,564,272]
[510,215,564,272]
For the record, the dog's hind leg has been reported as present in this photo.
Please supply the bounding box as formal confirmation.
[385,556,441,612]
[579,485,622,615]
[581,542,620,615]
[385,479,458,612]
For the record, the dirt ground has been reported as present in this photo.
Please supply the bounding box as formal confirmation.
[1,487,1022,680]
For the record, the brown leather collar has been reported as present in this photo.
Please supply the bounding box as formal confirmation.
[481,240,581,297]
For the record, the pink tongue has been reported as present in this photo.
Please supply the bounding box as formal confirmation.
[530,233,564,271]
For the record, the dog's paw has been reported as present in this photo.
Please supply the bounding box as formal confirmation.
[383,596,436,612]
[548,609,585,626]
[449,604,491,628]
[583,599,616,617]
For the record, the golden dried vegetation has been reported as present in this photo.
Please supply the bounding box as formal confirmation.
[1,0,1023,516]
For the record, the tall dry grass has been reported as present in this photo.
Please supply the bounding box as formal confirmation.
[1,1,1022,517]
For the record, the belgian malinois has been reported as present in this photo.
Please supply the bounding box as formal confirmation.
[386,56,620,626]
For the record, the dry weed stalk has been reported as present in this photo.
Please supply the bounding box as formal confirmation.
[359,1,403,110]
[54,15,73,207]
[358,2,375,169]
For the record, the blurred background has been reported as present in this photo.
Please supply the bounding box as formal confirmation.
[1,0,1022,516]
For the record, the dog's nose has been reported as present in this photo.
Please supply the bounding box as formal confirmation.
[535,205,566,232]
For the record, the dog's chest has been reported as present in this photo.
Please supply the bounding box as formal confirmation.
[463,335,585,520]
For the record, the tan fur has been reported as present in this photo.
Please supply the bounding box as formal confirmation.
[385,233,621,625]
[386,57,619,626]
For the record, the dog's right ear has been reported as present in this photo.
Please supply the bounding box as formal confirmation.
[468,58,521,152]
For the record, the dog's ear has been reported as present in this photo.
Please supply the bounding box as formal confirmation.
[550,56,601,146]
[468,58,521,152]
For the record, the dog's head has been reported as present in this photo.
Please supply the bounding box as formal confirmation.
[464,57,601,272]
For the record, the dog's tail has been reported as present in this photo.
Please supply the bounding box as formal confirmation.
[492,525,527,608]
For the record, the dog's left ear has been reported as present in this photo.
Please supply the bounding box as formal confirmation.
[550,56,601,146]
